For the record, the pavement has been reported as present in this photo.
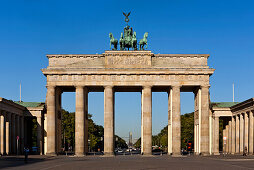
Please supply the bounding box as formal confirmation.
[1,154,254,170]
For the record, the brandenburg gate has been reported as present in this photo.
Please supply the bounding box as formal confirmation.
[41,50,214,156]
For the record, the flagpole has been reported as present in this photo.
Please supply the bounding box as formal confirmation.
[233,83,234,103]
[20,83,21,102]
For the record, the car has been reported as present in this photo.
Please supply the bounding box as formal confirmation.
[32,147,38,152]
[117,149,123,153]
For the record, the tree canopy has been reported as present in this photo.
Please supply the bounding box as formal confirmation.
[61,109,127,152]
[134,112,194,150]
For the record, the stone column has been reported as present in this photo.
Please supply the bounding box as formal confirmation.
[228,119,232,153]
[20,116,24,155]
[225,124,229,153]
[141,92,143,153]
[44,115,47,154]
[168,88,172,155]
[240,113,244,154]
[232,116,236,154]
[200,86,210,155]
[0,113,5,155]
[75,86,87,156]
[46,85,56,155]
[236,115,240,153]
[172,85,181,155]
[213,116,220,155]
[6,120,10,155]
[249,111,254,154]
[209,115,212,154]
[223,127,226,153]
[11,113,16,154]
[37,116,43,155]
[84,88,89,154]
[194,89,200,154]
[141,86,152,155]
[244,112,249,153]
[104,86,114,156]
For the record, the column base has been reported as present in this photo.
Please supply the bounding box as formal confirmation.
[172,152,181,156]
[74,153,85,157]
[103,152,115,157]
[200,152,210,156]
[213,152,220,155]
[172,154,184,157]
[46,152,57,156]
[142,152,153,156]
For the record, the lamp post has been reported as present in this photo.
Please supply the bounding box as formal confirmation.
[99,137,103,153]
[88,139,91,152]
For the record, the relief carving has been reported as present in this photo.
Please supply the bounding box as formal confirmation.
[106,55,151,67]
[48,74,209,84]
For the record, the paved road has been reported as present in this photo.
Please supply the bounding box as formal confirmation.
[1,155,254,170]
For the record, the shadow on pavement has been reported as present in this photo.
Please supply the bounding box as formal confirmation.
[0,156,50,169]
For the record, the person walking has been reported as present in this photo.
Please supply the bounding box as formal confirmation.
[243,146,247,156]
[24,147,29,163]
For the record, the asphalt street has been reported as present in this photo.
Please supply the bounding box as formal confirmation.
[1,154,254,170]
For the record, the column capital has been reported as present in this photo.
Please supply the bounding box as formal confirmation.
[104,85,113,89]
[200,85,210,89]
[75,85,84,89]
[143,85,152,89]
[171,85,181,91]
[245,112,249,117]
[46,85,56,89]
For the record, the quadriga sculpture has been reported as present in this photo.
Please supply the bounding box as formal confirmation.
[139,32,148,50]
[109,33,118,50]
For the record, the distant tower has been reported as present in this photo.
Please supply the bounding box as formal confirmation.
[129,132,133,148]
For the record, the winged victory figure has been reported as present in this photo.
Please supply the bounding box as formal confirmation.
[123,12,131,24]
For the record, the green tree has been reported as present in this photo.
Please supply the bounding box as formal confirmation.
[61,109,75,150]
[181,112,194,149]
[61,109,127,152]
[134,112,195,150]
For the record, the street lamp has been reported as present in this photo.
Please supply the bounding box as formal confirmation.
[88,139,91,152]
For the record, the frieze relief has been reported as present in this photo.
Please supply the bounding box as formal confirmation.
[105,55,151,68]
[48,74,209,83]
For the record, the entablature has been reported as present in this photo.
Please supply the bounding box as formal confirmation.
[45,51,213,70]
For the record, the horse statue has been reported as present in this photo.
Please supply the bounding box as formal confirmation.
[119,33,124,50]
[109,33,118,50]
[132,32,137,50]
[139,32,148,50]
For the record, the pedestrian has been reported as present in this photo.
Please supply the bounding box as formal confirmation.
[24,146,29,163]
[243,146,247,156]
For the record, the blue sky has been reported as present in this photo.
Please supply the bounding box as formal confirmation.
[0,0,253,140]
